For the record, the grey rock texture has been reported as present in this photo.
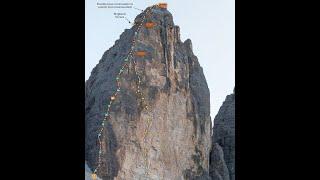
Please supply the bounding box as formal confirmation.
[209,143,229,180]
[85,6,212,180]
[209,92,235,180]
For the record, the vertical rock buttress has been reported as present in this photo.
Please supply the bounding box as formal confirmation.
[209,92,235,180]
[85,6,212,180]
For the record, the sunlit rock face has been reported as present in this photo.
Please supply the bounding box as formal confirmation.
[85,5,212,180]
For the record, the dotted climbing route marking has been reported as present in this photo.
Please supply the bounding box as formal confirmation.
[92,3,164,179]
[131,5,159,176]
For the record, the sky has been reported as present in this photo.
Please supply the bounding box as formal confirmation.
[85,0,235,120]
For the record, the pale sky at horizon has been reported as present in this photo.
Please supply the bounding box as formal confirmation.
[85,0,235,120]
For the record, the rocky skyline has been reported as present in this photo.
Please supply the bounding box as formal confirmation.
[85,4,234,180]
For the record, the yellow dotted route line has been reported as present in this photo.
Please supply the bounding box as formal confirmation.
[92,3,165,180]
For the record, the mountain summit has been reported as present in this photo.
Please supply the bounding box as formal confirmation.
[85,4,212,180]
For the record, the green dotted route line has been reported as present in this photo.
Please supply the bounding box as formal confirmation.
[92,4,159,179]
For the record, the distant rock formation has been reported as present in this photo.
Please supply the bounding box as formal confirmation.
[209,92,235,180]
[85,5,212,180]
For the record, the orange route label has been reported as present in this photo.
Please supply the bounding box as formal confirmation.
[91,173,97,180]
[158,3,167,9]
[145,22,156,28]
[135,51,147,57]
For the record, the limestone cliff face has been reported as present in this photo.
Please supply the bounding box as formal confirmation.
[85,6,212,180]
[209,92,235,180]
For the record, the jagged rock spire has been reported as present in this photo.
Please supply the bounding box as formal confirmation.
[85,5,211,180]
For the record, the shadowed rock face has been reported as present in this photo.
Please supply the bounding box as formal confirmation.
[85,6,212,180]
[209,92,235,180]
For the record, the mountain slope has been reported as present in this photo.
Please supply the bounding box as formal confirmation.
[85,4,212,180]
[209,92,235,180]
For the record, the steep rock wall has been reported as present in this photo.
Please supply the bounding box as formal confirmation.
[85,5,212,180]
